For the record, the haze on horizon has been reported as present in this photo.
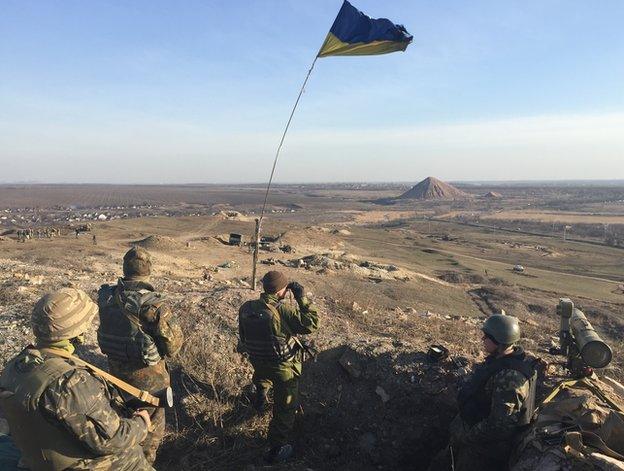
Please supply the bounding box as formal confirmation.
[1,1,623,184]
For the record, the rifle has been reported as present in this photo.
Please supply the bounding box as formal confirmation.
[549,298,612,378]
[41,348,173,408]
[292,336,319,362]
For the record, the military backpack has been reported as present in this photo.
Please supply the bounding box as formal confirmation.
[97,281,162,366]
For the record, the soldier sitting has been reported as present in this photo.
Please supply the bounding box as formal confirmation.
[97,246,184,464]
[238,271,319,464]
[0,288,153,470]
[429,314,538,471]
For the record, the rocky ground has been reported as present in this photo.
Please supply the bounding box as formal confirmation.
[1,213,623,470]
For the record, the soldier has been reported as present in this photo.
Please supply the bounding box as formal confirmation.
[0,288,153,470]
[97,246,183,463]
[238,270,319,463]
[428,314,538,471]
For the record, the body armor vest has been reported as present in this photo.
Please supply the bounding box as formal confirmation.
[458,347,538,428]
[239,300,298,362]
[0,348,97,470]
[97,282,162,367]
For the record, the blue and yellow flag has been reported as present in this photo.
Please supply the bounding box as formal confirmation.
[318,1,412,58]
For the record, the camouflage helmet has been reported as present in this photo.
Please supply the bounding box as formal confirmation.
[482,314,521,345]
[123,246,151,277]
[32,288,98,342]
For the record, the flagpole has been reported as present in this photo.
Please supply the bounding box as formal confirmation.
[251,55,320,290]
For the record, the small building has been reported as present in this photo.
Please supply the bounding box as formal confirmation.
[229,233,243,246]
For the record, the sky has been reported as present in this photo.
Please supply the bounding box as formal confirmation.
[1,0,623,184]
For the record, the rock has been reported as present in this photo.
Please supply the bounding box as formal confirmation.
[218,260,237,269]
[351,302,361,312]
[238,279,251,288]
[394,307,407,321]
[375,386,390,403]
[17,286,29,294]
[338,350,362,379]
[29,275,44,285]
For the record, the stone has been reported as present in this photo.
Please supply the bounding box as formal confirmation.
[375,386,390,403]
[338,350,362,379]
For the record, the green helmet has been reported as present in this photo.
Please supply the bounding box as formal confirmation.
[31,288,98,342]
[482,314,521,345]
[123,246,152,277]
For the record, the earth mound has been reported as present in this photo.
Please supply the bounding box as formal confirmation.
[398,177,470,200]
[483,191,502,198]
[131,235,183,251]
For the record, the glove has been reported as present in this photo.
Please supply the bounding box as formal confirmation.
[288,282,305,300]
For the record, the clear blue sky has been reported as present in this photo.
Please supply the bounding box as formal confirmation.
[1,0,623,183]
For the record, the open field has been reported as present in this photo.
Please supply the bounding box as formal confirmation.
[1,182,623,470]
[483,210,624,224]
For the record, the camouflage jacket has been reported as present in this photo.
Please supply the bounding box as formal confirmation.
[260,292,319,338]
[460,367,531,445]
[116,279,184,358]
[41,367,150,469]
[239,292,319,369]
[3,348,151,470]
[103,279,184,391]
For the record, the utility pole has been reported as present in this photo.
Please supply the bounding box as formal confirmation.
[251,218,260,290]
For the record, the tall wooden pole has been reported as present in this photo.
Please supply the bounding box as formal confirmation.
[251,218,261,290]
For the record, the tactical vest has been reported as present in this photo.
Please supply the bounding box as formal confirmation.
[458,347,538,428]
[239,300,299,362]
[0,348,97,470]
[97,283,162,367]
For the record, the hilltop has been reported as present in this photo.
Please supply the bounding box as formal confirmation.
[1,185,623,470]
[398,177,471,200]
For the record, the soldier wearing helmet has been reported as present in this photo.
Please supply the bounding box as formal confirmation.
[0,288,153,470]
[97,246,183,463]
[429,313,538,471]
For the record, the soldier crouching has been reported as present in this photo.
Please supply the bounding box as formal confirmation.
[0,288,153,470]
[97,247,184,464]
[238,270,319,464]
[428,314,538,471]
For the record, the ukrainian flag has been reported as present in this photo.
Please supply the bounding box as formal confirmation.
[318,1,412,58]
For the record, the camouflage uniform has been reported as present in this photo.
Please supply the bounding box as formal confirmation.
[1,347,153,471]
[0,288,153,471]
[239,292,319,446]
[429,347,535,471]
[98,278,183,463]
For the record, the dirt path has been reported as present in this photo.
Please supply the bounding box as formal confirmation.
[347,235,620,286]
